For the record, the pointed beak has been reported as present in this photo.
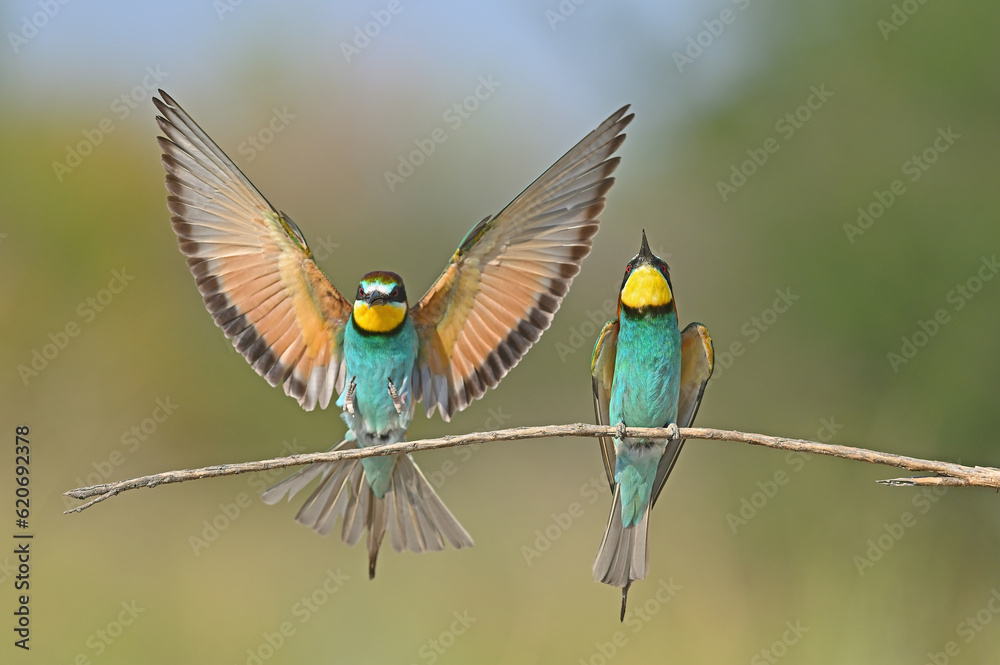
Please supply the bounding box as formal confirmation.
[638,229,653,261]
[366,291,389,307]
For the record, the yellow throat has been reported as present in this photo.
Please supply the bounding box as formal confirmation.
[353,300,407,333]
[620,264,672,309]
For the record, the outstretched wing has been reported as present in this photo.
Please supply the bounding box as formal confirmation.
[650,322,714,507]
[155,90,352,411]
[591,318,620,489]
[411,105,634,420]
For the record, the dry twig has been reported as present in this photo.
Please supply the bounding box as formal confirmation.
[64,423,1000,514]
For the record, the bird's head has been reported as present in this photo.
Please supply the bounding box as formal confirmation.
[352,271,409,333]
[619,230,674,313]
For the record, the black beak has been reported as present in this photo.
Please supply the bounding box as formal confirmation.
[367,292,389,307]
[638,229,653,261]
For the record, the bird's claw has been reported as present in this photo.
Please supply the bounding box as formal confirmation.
[345,377,357,416]
[387,378,404,415]
[615,421,627,439]
[666,422,679,441]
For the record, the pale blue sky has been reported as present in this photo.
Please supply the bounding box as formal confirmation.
[2,0,768,129]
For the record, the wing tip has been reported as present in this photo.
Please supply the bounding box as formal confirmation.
[682,321,715,376]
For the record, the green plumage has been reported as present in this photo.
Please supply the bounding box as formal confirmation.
[591,231,715,620]
[338,279,419,498]
[610,303,682,526]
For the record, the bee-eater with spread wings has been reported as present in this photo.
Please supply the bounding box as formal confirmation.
[591,231,714,619]
[154,90,632,578]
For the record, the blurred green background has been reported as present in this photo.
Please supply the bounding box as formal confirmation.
[3,0,1000,663]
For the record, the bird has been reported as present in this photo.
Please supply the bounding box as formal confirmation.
[590,231,714,619]
[153,89,633,578]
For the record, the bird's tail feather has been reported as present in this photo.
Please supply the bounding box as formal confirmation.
[593,484,650,618]
[260,440,473,578]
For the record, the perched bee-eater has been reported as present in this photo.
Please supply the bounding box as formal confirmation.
[591,231,714,619]
[154,90,632,577]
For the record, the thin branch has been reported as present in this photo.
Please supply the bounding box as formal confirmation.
[63,423,1000,514]
[876,476,979,487]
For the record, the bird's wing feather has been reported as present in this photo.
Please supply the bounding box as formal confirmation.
[650,322,714,507]
[411,106,633,420]
[155,90,351,411]
[591,318,620,489]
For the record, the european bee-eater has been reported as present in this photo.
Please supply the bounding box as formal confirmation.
[154,90,633,577]
[591,231,714,618]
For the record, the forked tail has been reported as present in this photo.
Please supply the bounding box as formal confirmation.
[261,440,473,578]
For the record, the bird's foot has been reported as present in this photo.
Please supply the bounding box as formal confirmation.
[345,377,357,416]
[616,421,627,440]
[666,422,679,441]
[387,378,404,415]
